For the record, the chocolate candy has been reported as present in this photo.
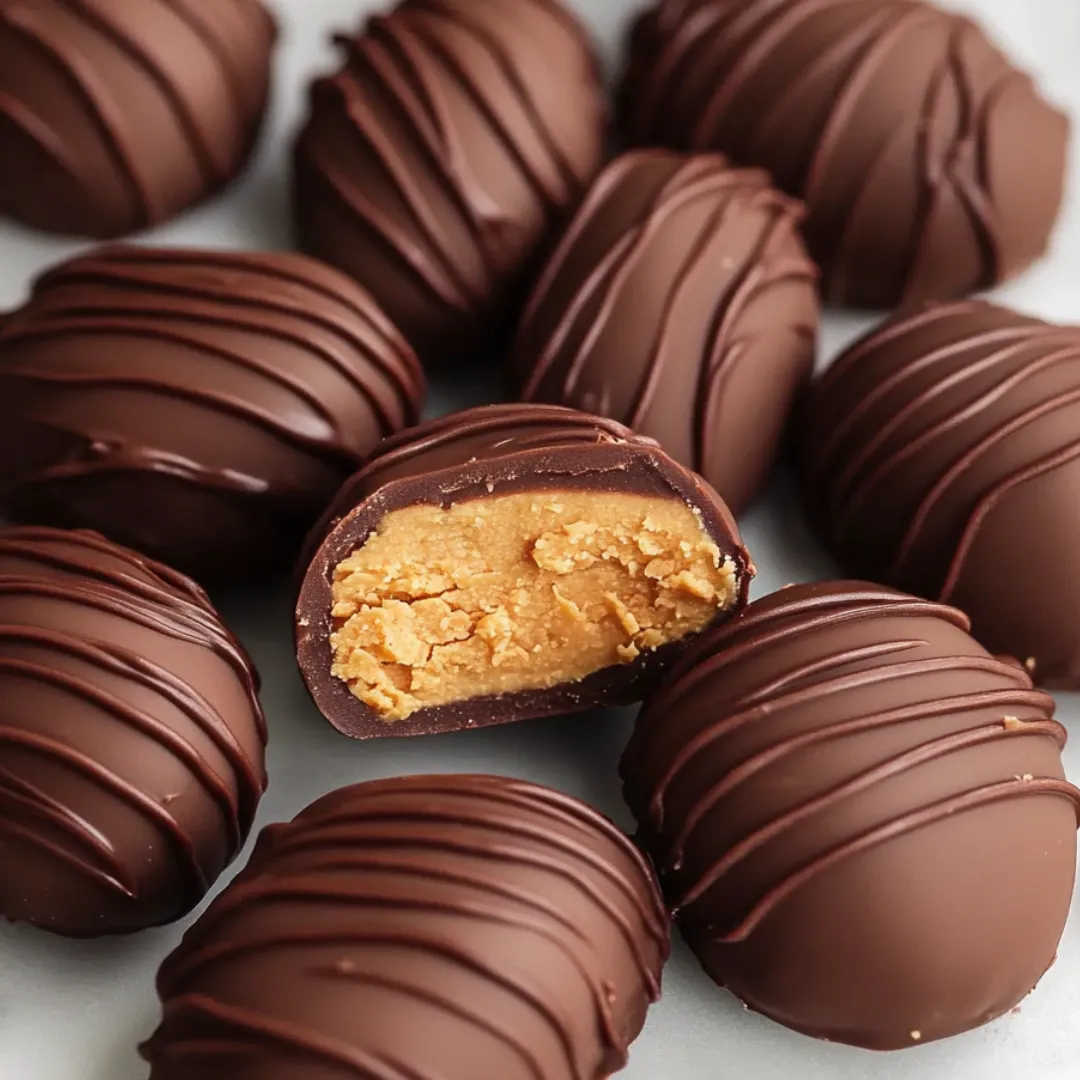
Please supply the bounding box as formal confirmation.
[514,149,819,513]
[293,0,606,367]
[620,0,1068,308]
[0,0,276,238]
[296,403,752,737]
[142,773,670,1080]
[802,300,1080,689]
[621,581,1080,1050]
[0,245,425,583]
[0,526,266,938]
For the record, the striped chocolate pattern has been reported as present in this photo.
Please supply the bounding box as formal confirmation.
[621,581,1080,1049]
[0,526,266,937]
[620,0,1068,308]
[514,149,818,512]
[0,0,277,237]
[143,774,669,1080]
[293,0,606,366]
[0,244,425,580]
[803,299,1080,687]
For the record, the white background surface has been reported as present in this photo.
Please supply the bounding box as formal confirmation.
[1,1,1079,1077]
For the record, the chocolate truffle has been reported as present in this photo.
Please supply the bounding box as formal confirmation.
[620,0,1068,308]
[0,526,266,938]
[0,0,277,238]
[293,0,606,367]
[803,300,1080,689]
[0,245,425,582]
[514,149,819,513]
[621,581,1080,1050]
[142,773,670,1080]
[296,403,752,737]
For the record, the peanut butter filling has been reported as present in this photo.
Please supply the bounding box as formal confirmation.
[328,491,739,721]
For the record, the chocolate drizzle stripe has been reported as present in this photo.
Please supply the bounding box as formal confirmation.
[641,654,1040,828]
[940,439,1080,601]
[891,385,1080,578]
[835,338,1080,530]
[409,6,575,208]
[0,5,154,221]
[146,774,667,1078]
[155,0,257,123]
[811,298,981,388]
[0,813,133,896]
[155,994,426,1078]
[0,88,85,185]
[188,928,590,1079]
[163,889,623,1057]
[58,0,223,182]
[517,153,647,331]
[346,25,493,301]
[0,763,131,889]
[750,3,896,155]
[339,406,643,493]
[0,724,208,896]
[638,600,994,720]
[692,0,851,152]
[0,322,362,457]
[310,77,476,310]
[672,719,1065,888]
[13,296,408,435]
[811,325,1050,495]
[711,779,1080,942]
[0,531,265,726]
[26,255,423,423]
[660,690,1058,839]
[263,803,667,950]
[418,0,587,192]
[313,969,549,1080]
[0,626,254,839]
[0,529,209,605]
[802,5,935,204]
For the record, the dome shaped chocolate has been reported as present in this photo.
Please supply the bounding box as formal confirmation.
[514,149,819,513]
[0,527,266,937]
[621,581,1080,1050]
[620,0,1068,308]
[802,300,1080,688]
[142,773,669,1079]
[293,0,606,367]
[0,0,277,238]
[0,245,425,582]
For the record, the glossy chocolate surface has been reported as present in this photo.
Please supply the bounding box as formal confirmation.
[0,0,277,238]
[0,245,425,582]
[0,526,266,937]
[515,149,819,512]
[143,773,670,1080]
[297,403,753,737]
[294,0,606,367]
[620,0,1068,308]
[803,299,1080,688]
[622,581,1080,1049]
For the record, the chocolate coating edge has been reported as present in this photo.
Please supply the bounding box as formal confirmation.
[297,440,751,738]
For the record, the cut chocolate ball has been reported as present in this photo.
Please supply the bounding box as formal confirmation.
[297,404,752,736]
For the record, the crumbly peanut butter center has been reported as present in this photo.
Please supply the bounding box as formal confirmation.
[328,490,738,721]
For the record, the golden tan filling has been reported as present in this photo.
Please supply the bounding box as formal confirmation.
[329,491,739,721]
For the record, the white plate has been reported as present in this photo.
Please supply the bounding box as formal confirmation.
[2,1,1079,1077]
